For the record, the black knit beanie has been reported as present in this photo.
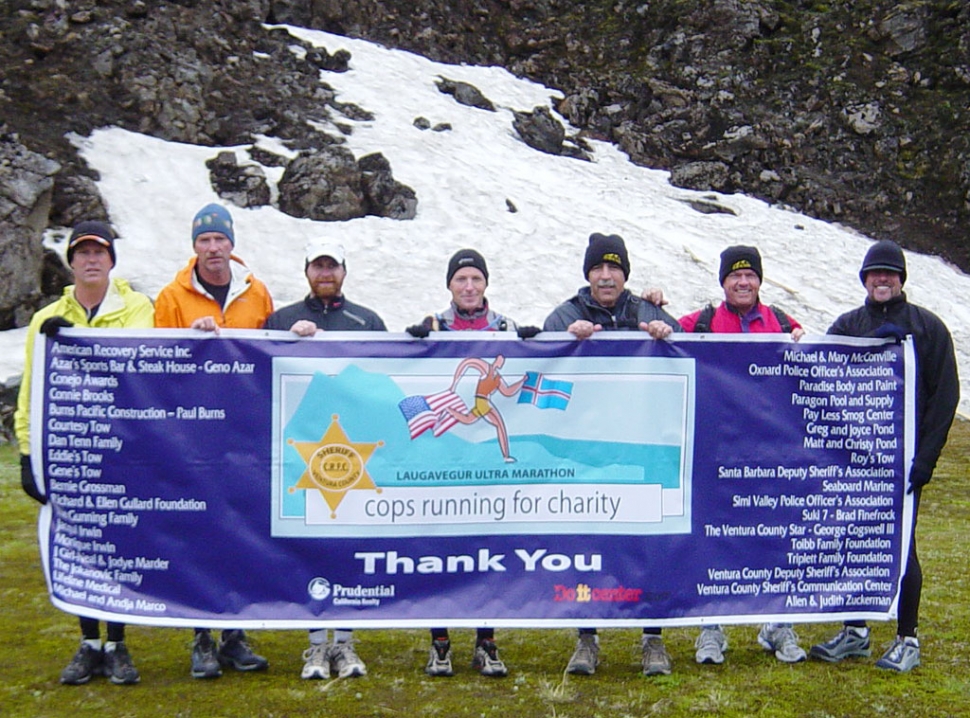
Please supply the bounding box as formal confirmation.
[446,249,489,286]
[583,233,630,279]
[719,245,762,284]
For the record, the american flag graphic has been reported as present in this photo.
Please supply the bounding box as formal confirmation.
[398,390,468,439]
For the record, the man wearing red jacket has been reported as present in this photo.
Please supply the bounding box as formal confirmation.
[680,245,806,667]
[678,245,804,339]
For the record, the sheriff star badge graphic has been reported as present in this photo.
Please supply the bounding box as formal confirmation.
[289,414,382,518]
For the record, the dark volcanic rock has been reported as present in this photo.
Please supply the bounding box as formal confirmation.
[0,137,61,329]
[512,106,565,155]
[436,77,496,111]
[358,153,418,220]
[278,146,368,221]
[0,0,968,276]
[206,151,272,208]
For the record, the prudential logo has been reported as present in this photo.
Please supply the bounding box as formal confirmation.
[307,577,332,601]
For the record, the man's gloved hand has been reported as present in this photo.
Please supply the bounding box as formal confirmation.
[20,455,47,505]
[873,323,907,344]
[516,325,541,339]
[406,317,434,338]
[40,316,73,337]
[908,464,931,495]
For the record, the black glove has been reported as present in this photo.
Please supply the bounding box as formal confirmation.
[907,464,931,495]
[406,317,434,338]
[873,323,907,344]
[516,325,541,339]
[20,455,47,505]
[40,316,73,337]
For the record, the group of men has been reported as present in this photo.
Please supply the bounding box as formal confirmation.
[16,205,958,685]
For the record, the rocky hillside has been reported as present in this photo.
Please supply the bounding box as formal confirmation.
[2,0,968,327]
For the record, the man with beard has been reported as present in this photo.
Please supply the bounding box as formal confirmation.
[264,240,385,680]
[263,240,385,333]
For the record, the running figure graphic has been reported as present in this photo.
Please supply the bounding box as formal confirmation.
[446,355,525,462]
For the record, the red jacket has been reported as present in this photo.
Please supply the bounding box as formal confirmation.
[679,302,801,334]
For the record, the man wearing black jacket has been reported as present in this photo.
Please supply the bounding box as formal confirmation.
[543,232,680,341]
[810,239,959,672]
[263,239,383,680]
[544,232,682,676]
[263,240,386,334]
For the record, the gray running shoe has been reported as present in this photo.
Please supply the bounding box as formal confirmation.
[190,631,222,679]
[695,627,728,664]
[103,641,140,685]
[642,635,672,676]
[875,636,920,672]
[809,626,871,662]
[566,633,599,675]
[301,642,330,679]
[330,640,367,678]
[218,630,269,672]
[60,642,104,685]
[757,623,807,663]
[425,637,454,677]
[472,639,508,677]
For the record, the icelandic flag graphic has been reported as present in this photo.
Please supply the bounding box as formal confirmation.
[517,372,573,410]
[398,391,468,439]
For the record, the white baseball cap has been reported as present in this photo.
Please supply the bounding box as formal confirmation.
[305,240,346,265]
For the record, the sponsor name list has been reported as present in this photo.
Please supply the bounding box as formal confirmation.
[704,346,903,614]
[43,339,246,615]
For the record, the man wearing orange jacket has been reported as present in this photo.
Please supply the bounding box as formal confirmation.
[155,203,273,332]
[154,203,273,678]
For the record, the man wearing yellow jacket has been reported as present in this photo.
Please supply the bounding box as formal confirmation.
[16,220,154,686]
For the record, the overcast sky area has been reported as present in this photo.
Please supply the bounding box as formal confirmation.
[2,25,967,416]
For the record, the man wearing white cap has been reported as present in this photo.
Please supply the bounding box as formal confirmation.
[263,240,386,334]
[263,240,384,680]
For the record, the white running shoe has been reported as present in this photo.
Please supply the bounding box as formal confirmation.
[566,633,599,675]
[330,640,367,678]
[875,636,920,672]
[695,626,728,664]
[472,639,508,677]
[425,638,453,677]
[301,642,330,679]
[757,623,807,663]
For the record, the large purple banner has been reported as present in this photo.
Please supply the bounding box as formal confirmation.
[30,329,915,628]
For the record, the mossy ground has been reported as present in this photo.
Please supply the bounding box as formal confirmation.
[2,421,969,717]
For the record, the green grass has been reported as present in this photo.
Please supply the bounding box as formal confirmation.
[3,421,970,717]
